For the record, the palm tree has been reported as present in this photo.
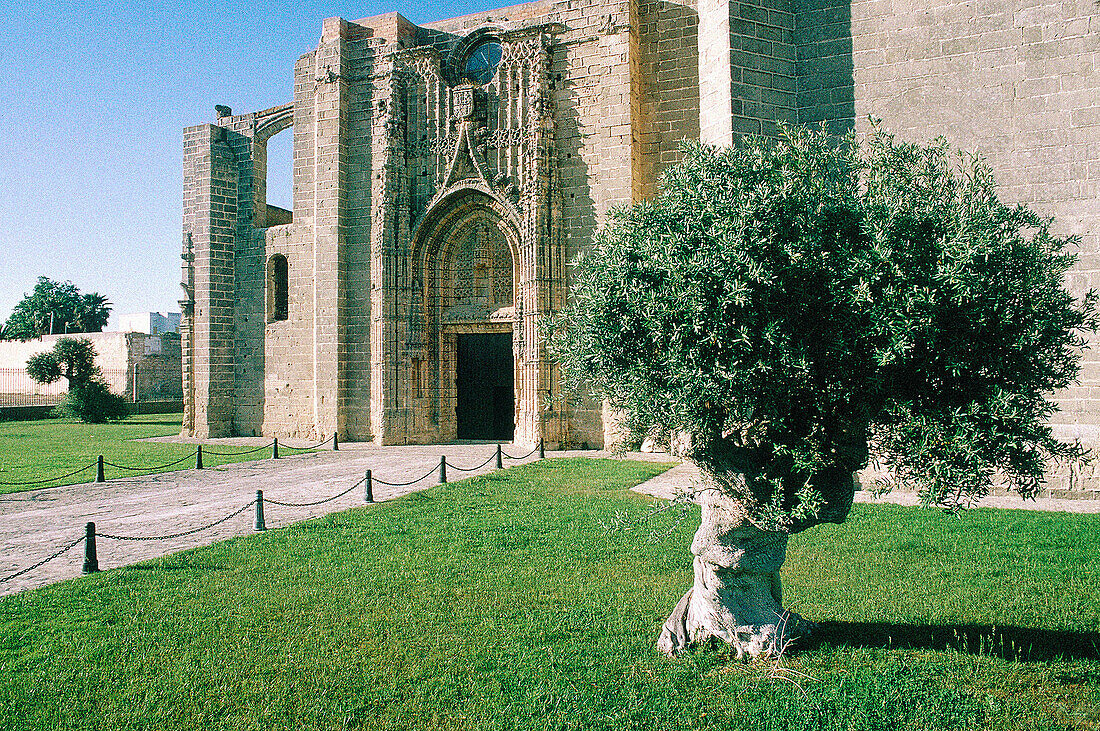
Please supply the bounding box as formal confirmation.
[74,293,111,333]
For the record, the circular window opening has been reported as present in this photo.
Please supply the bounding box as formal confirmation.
[464,41,502,85]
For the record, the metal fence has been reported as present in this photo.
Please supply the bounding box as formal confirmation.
[0,368,129,408]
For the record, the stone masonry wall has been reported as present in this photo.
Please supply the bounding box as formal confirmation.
[637,0,700,187]
[836,0,1100,492]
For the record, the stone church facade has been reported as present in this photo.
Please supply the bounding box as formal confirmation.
[182,0,1100,478]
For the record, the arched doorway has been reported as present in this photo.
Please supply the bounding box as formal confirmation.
[412,189,520,442]
[443,220,515,440]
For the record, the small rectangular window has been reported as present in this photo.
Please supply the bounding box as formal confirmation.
[269,254,289,322]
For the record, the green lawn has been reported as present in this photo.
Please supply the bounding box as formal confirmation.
[0,413,309,494]
[1,458,1098,730]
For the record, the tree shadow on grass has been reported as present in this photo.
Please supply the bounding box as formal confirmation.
[807,621,1100,662]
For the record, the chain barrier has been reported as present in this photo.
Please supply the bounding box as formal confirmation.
[103,452,198,473]
[446,453,497,472]
[2,442,550,589]
[278,435,334,452]
[97,501,257,542]
[201,443,275,457]
[0,436,328,490]
[373,465,440,487]
[265,478,366,507]
[502,444,540,460]
[0,461,97,486]
[0,536,83,585]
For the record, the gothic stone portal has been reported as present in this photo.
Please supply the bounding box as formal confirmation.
[408,192,533,445]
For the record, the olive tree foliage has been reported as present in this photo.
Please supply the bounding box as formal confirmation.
[26,338,128,423]
[550,125,1097,519]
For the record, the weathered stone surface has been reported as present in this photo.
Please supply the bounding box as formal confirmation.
[182,0,1100,491]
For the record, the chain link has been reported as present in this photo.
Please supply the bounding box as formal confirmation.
[0,461,97,486]
[278,435,334,452]
[0,536,83,584]
[266,478,366,507]
[201,443,274,457]
[373,465,439,487]
[103,452,198,472]
[502,445,539,460]
[447,453,497,472]
[98,501,256,542]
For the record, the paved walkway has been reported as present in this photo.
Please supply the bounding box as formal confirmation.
[5,447,1098,599]
[0,440,561,597]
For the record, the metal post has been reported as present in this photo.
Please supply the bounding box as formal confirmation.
[538,439,545,460]
[333,432,339,451]
[495,444,503,469]
[273,438,279,459]
[254,490,266,531]
[439,455,447,484]
[365,470,374,503]
[196,444,203,469]
[96,455,105,483]
[82,522,99,574]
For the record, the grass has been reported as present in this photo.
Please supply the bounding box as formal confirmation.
[0,413,306,495]
[1,458,1098,730]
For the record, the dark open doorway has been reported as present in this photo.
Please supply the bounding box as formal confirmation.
[456,332,514,441]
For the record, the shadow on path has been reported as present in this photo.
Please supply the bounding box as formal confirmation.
[807,621,1100,662]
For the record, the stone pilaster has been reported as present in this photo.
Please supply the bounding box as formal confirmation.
[181,124,240,438]
[307,18,351,440]
[369,59,409,445]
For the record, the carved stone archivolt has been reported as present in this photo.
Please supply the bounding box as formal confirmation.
[379,22,560,445]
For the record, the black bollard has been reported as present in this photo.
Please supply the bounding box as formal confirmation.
[254,490,266,531]
[439,455,447,484]
[538,439,545,460]
[96,455,105,483]
[273,438,279,459]
[82,522,99,574]
[365,469,374,503]
[196,444,203,470]
[495,444,503,469]
[333,432,339,451]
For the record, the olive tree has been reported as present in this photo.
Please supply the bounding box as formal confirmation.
[26,338,128,423]
[549,125,1097,659]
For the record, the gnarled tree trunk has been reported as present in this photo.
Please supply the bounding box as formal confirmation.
[658,454,856,659]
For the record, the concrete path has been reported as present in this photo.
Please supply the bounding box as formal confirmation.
[631,461,1100,513]
[0,440,562,597]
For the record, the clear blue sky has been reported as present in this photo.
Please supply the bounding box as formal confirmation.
[0,0,509,328]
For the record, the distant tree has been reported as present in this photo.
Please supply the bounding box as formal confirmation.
[3,277,112,339]
[550,125,1097,659]
[26,338,127,423]
[74,293,112,333]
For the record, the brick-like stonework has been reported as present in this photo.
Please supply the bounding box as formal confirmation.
[182,0,1100,491]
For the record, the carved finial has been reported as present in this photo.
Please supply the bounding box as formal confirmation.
[215,105,232,118]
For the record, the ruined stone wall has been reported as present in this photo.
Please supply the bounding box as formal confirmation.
[0,332,181,402]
